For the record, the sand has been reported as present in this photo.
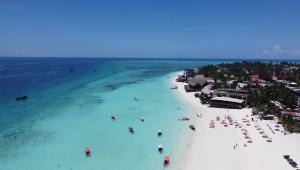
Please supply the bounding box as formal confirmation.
[172,72,300,170]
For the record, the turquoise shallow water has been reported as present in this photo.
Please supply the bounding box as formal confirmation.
[0,58,231,170]
[2,74,188,170]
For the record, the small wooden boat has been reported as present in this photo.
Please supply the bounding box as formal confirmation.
[16,96,27,101]
[170,86,178,89]
[189,125,196,131]
[157,144,163,153]
[178,117,189,121]
[140,117,144,122]
[163,156,170,167]
[111,114,116,120]
[85,147,91,157]
[157,130,162,137]
[128,127,134,134]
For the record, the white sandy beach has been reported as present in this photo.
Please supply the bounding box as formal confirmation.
[172,72,300,170]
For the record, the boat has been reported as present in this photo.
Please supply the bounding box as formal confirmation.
[140,117,144,122]
[189,125,196,131]
[85,147,91,156]
[163,155,170,167]
[178,116,189,121]
[111,114,116,120]
[170,86,178,89]
[16,96,27,101]
[157,144,163,153]
[157,130,162,137]
[128,127,134,134]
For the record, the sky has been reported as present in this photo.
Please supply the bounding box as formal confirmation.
[0,0,300,58]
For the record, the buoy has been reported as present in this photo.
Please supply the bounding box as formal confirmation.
[85,147,91,156]
[163,155,170,167]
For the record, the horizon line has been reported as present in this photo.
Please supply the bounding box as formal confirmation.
[1,56,300,61]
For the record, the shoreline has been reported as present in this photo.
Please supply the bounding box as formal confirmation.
[171,71,300,170]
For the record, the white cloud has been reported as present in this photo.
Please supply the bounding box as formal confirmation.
[262,44,300,57]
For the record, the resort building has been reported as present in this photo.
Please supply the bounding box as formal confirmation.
[206,77,215,84]
[184,75,207,92]
[209,96,246,109]
[176,75,186,82]
[184,68,198,79]
[259,113,275,120]
[286,82,297,89]
[250,74,259,82]
[177,68,201,83]
[196,83,214,104]
[212,88,249,101]
[281,111,300,132]
[236,82,248,90]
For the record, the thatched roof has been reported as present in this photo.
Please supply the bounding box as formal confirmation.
[188,75,207,87]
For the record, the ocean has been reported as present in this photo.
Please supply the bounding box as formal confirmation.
[0,57,254,170]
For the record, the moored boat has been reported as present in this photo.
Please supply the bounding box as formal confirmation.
[163,155,170,167]
[157,144,163,153]
[157,130,162,137]
[85,147,91,157]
